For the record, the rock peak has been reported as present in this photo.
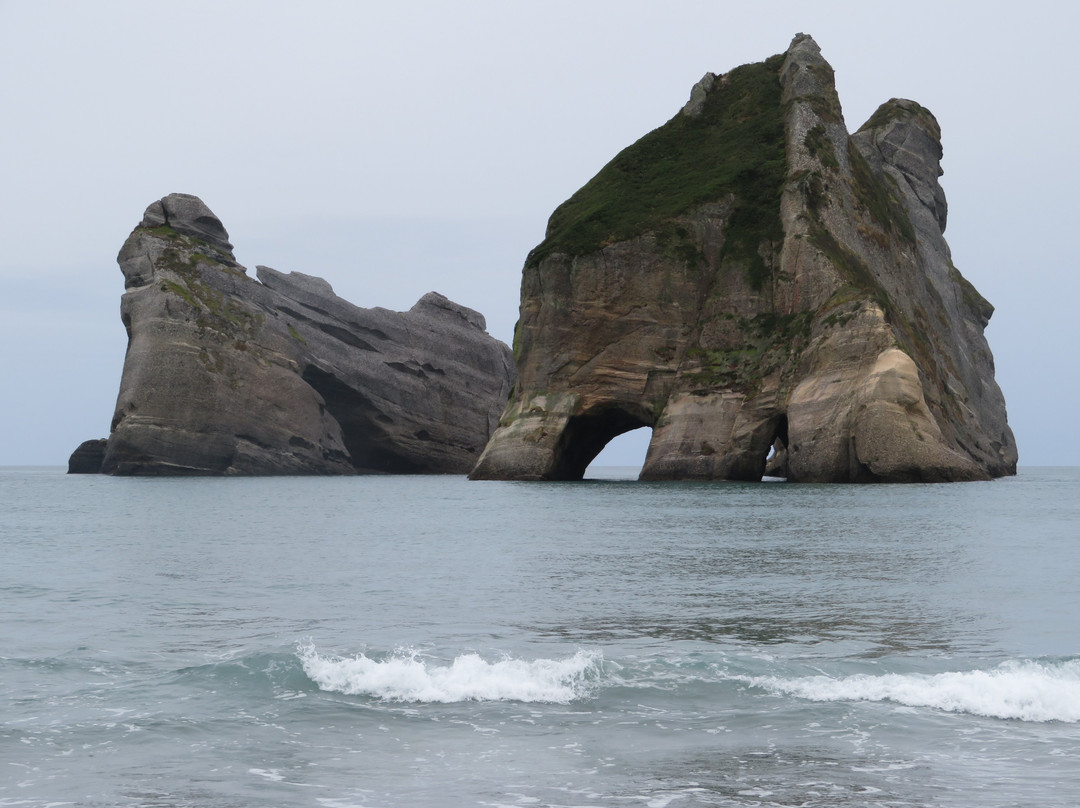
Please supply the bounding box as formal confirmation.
[859,98,941,138]
[680,71,718,118]
[788,32,821,53]
[411,292,488,331]
[854,98,948,233]
[140,193,234,254]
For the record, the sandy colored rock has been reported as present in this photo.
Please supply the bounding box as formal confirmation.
[471,34,1015,483]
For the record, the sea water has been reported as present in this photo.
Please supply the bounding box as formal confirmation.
[1,466,1078,807]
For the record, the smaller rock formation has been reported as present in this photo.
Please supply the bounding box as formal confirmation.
[72,193,514,475]
[67,439,107,474]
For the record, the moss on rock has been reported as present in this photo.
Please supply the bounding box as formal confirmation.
[528,53,787,283]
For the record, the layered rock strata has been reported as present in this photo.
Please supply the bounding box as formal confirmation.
[471,34,1016,482]
[72,193,514,475]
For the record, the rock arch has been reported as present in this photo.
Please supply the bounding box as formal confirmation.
[468,393,656,481]
[553,402,654,480]
[470,35,1015,483]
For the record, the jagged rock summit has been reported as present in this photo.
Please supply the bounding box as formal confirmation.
[471,34,1016,482]
[72,193,514,475]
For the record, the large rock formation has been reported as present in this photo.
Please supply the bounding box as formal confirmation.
[72,193,514,475]
[471,34,1016,482]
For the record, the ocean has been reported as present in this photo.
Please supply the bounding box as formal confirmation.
[2,465,1078,807]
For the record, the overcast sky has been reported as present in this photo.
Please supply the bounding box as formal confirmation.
[2,0,1075,467]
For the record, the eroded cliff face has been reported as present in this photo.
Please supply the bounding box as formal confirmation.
[74,193,514,475]
[471,34,1016,482]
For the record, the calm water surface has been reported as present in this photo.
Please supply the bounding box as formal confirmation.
[2,466,1078,807]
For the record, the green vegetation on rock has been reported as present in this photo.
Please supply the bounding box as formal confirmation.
[686,311,813,394]
[803,125,838,169]
[801,62,844,124]
[807,224,893,315]
[846,141,915,244]
[527,53,787,282]
[157,245,263,340]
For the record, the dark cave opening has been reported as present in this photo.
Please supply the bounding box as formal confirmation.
[301,365,421,473]
[549,403,654,481]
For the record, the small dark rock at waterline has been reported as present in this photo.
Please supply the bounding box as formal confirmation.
[67,438,108,474]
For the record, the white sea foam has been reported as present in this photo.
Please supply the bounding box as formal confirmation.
[298,645,601,704]
[751,658,1080,722]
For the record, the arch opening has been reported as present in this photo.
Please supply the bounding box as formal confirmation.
[585,426,652,480]
[762,412,789,480]
[550,403,653,481]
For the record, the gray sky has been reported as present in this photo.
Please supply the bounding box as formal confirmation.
[1,0,1075,467]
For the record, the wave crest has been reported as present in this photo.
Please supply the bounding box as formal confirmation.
[752,658,1080,722]
[298,645,602,704]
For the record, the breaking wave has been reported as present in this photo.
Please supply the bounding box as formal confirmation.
[750,658,1080,722]
[298,644,602,704]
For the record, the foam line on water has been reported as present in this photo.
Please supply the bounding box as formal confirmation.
[749,658,1080,722]
[298,645,601,704]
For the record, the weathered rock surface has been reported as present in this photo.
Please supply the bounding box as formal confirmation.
[471,34,1016,482]
[67,439,108,474]
[72,193,514,475]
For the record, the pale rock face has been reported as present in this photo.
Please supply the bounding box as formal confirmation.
[74,194,514,475]
[471,34,1016,483]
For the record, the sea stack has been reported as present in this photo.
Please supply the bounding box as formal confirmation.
[71,193,514,475]
[471,34,1016,482]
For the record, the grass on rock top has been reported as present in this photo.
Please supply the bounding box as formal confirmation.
[527,53,787,270]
